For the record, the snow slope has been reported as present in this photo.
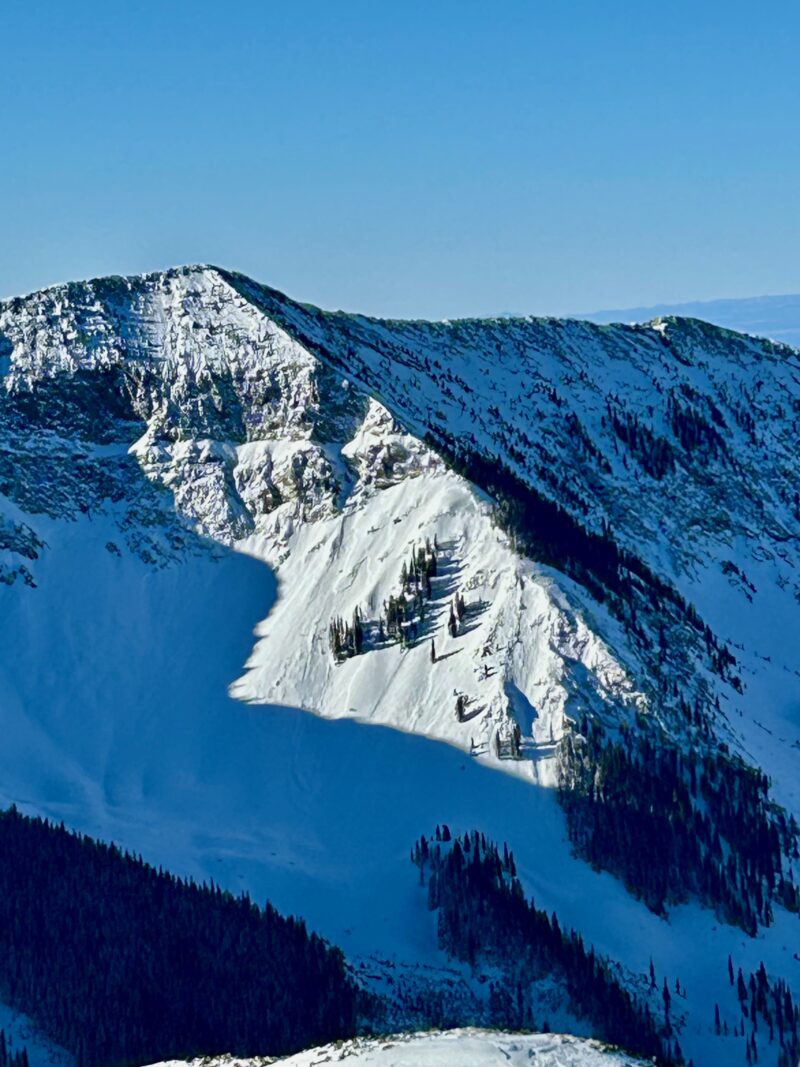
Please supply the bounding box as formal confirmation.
[144,1029,647,1067]
[225,269,800,839]
[1,266,800,1066]
[233,464,642,786]
[1,511,796,1067]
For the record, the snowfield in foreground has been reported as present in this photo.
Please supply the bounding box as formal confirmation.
[143,1029,646,1067]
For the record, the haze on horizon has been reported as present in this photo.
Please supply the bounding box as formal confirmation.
[1,0,798,319]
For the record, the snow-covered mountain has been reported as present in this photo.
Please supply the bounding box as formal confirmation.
[144,1029,648,1067]
[575,293,800,348]
[1,265,799,1067]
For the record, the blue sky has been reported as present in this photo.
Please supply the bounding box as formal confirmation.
[1,0,798,317]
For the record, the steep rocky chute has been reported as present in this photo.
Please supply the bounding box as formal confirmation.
[1,265,799,1067]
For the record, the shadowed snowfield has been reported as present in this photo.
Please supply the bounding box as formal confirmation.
[0,510,796,1067]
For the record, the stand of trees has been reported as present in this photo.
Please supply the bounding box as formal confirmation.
[0,1032,29,1067]
[606,400,676,480]
[603,387,730,483]
[329,538,440,660]
[558,718,800,932]
[412,829,682,1067]
[716,957,799,1066]
[329,607,365,660]
[667,385,729,463]
[0,806,358,1067]
[494,723,522,760]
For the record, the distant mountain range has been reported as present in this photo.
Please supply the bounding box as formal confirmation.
[573,293,800,347]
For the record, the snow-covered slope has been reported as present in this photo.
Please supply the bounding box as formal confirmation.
[232,465,641,784]
[1,265,800,1067]
[227,270,800,815]
[0,266,646,783]
[144,1029,647,1067]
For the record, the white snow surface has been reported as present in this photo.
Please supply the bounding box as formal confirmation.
[233,464,640,786]
[142,1029,646,1067]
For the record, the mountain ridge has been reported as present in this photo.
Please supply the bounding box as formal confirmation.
[13,261,800,339]
[574,293,800,348]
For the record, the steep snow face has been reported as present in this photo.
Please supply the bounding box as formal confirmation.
[143,1029,647,1067]
[235,269,800,601]
[233,466,643,784]
[225,271,800,809]
[0,267,646,782]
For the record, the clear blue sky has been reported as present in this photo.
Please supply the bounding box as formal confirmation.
[2,0,798,317]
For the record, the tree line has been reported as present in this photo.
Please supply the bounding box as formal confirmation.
[425,426,741,692]
[0,1032,29,1067]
